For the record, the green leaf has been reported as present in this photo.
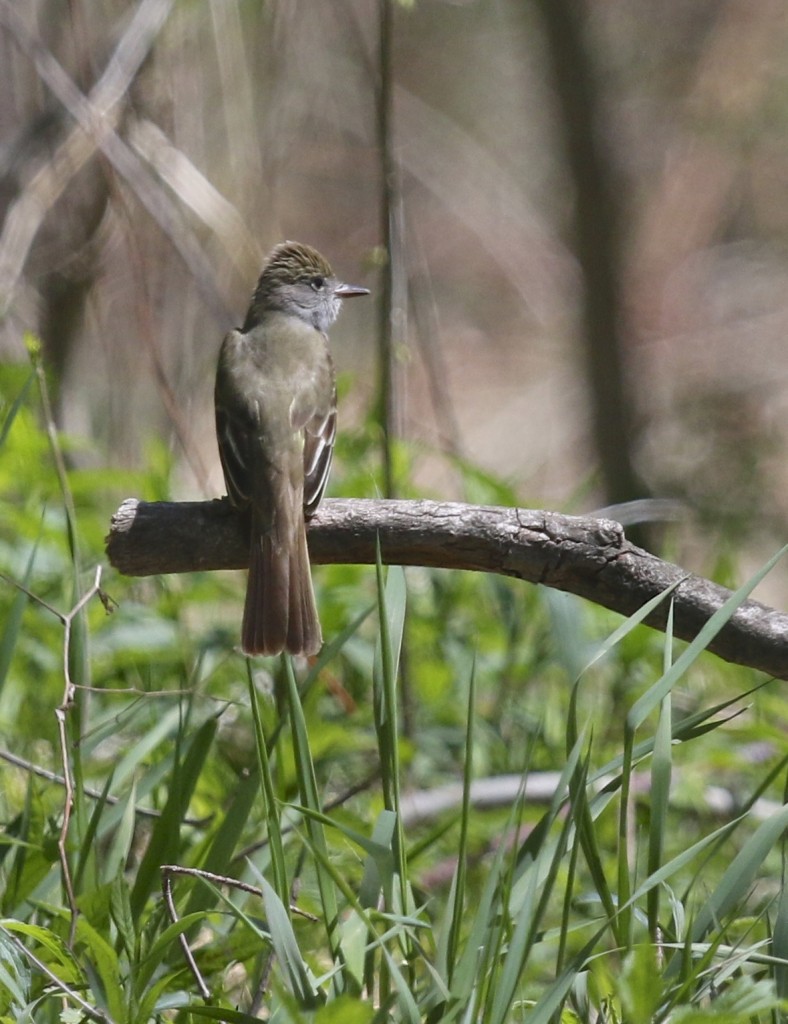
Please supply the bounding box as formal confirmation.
[0,541,38,698]
[254,869,319,1007]
[0,920,83,985]
[358,810,397,909]
[0,928,30,1012]
[315,994,374,1024]
[130,715,217,920]
[774,855,788,1001]
[183,768,260,920]
[441,657,475,984]
[284,655,341,971]
[74,915,125,1021]
[669,976,784,1023]
[109,870,135,960]
[247,664,289,906]
[691,802,788,942]
[628,544,788,731]
[0,369,34,451]
[579,579,685,678]
[372,556,408,917]
[618,944,663,1024]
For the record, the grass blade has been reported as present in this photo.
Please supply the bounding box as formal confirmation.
[247,663,289,907]
[0,366,34,450]
[628,545,788,731]
[283,655,342,972]
[372,555,409,917]
[257,869,320,1007]
[442,657,476,985]
[690,802,788,943]
[130,714,216,920]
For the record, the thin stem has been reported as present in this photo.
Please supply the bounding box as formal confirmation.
[376,0,398,498]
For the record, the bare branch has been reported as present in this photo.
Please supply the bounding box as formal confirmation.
[106,497,788,680]
[126,115,261,277]
[0,0,174,309]
[0,0,232,326]
[400,772,784,828]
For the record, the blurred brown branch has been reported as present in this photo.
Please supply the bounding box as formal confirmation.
[534,0,645,510]
[0,0,171,308]
[0,0,232,325]
[106,496,788,680]
[125,116,261,278]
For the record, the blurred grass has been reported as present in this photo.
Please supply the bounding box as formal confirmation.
[0,359,786,1021]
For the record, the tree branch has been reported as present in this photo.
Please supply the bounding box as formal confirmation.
[105,497,788,679]
[0,0,231,326]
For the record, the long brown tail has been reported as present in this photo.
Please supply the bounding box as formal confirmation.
[241,521,322,657]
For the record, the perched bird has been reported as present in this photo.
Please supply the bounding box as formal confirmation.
[215,241,369,656]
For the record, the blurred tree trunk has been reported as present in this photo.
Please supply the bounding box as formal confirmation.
[0,108,109,424]
[533,0,646,510]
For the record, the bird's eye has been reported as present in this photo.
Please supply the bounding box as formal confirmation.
[310,276,325,291]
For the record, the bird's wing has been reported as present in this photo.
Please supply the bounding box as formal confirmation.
[215,330,260,510]
[215,403,258,509]
[287,348,336,517]
[303,385,337,517]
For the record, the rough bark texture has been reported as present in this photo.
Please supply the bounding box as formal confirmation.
[106,497,788,679]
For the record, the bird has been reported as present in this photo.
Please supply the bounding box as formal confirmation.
[214,241,369,656]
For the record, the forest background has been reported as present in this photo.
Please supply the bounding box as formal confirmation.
[0,1,786,1020]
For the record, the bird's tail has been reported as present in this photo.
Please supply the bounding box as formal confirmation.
[241,516,322,657]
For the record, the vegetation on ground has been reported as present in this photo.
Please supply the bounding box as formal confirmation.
[0,356,786,1022]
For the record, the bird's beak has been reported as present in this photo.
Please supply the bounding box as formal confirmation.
[334,282,370,298]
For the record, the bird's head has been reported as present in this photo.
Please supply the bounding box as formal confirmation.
[245,241,369,333]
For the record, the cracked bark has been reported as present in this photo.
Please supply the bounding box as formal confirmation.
[105,497,788,680]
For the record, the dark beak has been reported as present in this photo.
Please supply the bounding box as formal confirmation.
[334,282,370,298]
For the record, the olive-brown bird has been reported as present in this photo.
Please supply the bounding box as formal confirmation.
[214,241,369,656]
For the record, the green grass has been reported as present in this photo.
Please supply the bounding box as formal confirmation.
[0,357,786,1022]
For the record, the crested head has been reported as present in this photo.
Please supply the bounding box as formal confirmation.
[243,241,368,333]
[264,241,335,283]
